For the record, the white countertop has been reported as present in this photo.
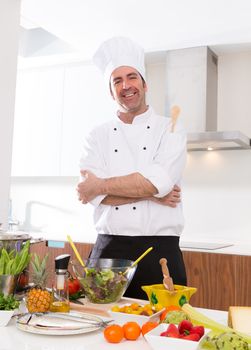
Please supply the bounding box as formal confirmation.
[16,230,251,256]
[180,241,251,256]
[2,300,228,350]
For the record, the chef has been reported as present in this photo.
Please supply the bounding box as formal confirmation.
[77,36,187,299]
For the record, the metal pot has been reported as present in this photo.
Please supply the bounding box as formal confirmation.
[0,232,31,253]
[0,275,19,296]
[0,231,44,292]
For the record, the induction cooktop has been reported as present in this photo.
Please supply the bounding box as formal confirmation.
[179,241,234,250]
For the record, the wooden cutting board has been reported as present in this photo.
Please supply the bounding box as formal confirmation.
[70,297,148,317]
[70,301,110,317]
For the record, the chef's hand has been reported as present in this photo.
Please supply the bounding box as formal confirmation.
[77,170,104,203]
[150,185,181,207]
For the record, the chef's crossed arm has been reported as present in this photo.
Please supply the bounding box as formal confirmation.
[77,170,181,207]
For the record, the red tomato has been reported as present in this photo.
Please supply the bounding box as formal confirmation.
[68,278,81,295]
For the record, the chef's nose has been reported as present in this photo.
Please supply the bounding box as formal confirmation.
[122,79,130,89]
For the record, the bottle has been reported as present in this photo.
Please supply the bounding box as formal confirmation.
[50,254,71,312]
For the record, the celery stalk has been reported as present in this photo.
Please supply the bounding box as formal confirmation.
[182,303,251,343]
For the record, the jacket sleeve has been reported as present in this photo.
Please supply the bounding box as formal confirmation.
[79,128,107,207]
[138,119,187,198]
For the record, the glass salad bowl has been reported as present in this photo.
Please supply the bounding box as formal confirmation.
[71,258,137,304]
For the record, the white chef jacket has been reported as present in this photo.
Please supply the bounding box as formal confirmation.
[80,106,187,237]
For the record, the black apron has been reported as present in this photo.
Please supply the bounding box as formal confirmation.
[89,234,187,300]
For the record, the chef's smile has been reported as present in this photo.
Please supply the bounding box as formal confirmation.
[121,89,138,102]
[122,91,136,98]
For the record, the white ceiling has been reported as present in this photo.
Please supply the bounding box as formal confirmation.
[20,0,251,62]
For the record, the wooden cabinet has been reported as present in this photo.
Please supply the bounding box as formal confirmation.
[30,241,94,287]
[29,242,251,310]
[182,251,251,311]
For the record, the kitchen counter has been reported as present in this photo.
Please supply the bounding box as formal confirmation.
[180,240,251,256]
[2,299,228,350]
[28,231,251,257]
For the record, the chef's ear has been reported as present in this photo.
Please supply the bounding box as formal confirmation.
[143,81,148,92]
[140,75,148,92]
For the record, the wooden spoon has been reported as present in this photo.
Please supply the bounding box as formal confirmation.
[170,105,180,132]
[159,258,175,291]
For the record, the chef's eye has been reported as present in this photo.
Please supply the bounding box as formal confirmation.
[128,74,138,80]
[113,79,121,85]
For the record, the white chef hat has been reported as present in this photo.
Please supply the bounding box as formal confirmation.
[93,36,146,88]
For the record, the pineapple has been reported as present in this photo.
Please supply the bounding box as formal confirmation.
[26,253,52,313]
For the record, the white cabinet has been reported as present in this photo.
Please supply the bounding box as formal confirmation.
[12,63,116,176]
[12,67,64,176]
[60,63,115,175]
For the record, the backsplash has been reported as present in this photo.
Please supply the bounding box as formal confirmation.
[10,149,251,244]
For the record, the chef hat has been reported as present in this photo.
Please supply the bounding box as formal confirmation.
[93,36,146,87]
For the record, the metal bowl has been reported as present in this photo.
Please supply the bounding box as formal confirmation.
[72,258,137,304]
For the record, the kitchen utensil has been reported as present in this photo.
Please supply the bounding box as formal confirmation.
[141,284,197,308]
[66,235,88,274]
[122,246,153,275]
[170,105,180,132]
[0,232,30,253]
[72,258,137,303]
[144,323,206,350]
[0,275,19,296]
[70,301,110,317]
[159,258,175,291]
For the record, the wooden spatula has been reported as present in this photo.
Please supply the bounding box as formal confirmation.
[159,258,175,291]
[170,105,180,132]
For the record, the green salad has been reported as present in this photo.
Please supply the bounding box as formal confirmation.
[80,268,128,303]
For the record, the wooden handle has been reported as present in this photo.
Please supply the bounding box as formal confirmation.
[159,258,170,277]
[170,105,180,132]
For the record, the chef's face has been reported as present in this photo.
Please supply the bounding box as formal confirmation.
[110,66,147,115]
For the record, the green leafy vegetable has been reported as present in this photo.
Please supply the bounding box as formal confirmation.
[0,293,20,310]
[0,240,31,275]
[80,268,128,303]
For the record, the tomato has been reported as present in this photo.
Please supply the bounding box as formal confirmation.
[141,321,158,335]
[160,305,181,321]
[18,272,29,287]
[123,321,141,340]
[68,278,81,295]
[103,324,124,343]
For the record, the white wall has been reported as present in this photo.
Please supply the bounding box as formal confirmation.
[0,0,21,229]
[10,148,251,244]
[182,150,251,244]
[10,176,97,243]
[10,50,251,244]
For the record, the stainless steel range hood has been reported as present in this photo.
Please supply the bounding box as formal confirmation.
[187,131,251,151]
[165,46,251,151]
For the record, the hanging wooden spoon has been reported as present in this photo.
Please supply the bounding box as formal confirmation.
[170,105,180,132]
[159,258,175,292]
